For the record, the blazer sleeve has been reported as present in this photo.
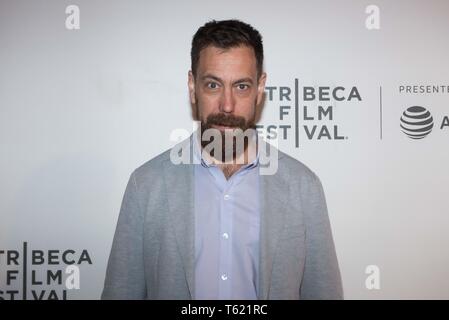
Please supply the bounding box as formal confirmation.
[101,171,146,299]
[300,173,344,299]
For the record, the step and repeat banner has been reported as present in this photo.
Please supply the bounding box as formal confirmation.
[1,0,448,299]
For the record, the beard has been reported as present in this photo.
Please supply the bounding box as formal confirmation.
[200,112,256,163]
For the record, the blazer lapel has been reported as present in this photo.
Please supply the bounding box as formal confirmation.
[162,136,195,299]
[258,151,288,300]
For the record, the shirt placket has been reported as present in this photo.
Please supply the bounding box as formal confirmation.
[215,172,234,299]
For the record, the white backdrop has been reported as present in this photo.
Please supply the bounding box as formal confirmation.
[1,0,448,299]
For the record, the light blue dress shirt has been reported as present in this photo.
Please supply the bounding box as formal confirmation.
[193,133,261,300]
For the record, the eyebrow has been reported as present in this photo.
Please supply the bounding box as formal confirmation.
[200,74,254,85]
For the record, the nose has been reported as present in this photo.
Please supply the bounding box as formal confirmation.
[219,86,235,114]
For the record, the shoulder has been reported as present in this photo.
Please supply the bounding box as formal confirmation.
[275,148,322,188]
[135,148,171,174]
[130,136,192,187]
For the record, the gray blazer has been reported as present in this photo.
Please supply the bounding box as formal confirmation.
[102,136,343,299]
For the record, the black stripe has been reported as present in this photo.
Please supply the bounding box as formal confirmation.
[295,78,299,148]
[23,242,27,300]
[400,123,434,133]
[404,111,431,120]
[400,116,433,126]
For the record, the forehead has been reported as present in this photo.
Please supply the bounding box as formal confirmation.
[196,45,257,78]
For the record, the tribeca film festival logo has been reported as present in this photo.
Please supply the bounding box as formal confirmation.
[258,79,362,148]
[0,242,92,300]
[399,85,449,140]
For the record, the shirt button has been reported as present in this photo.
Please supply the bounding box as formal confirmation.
[222,232,229,239]
[221,274,228,281]
[224,194,230,200]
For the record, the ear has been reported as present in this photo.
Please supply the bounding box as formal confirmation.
[256,72,267,106]
[188,71,196,104]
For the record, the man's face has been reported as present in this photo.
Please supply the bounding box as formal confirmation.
[188,45,266,134]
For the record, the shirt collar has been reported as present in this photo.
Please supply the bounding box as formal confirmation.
[193,129,260,169]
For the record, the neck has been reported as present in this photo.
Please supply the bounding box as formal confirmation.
[196,129,258,179]
[218,163,243,180]
[214,140,257,179]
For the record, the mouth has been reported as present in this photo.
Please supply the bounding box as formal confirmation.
[211,124,235,131]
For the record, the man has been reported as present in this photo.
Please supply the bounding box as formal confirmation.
[102,19,343,300]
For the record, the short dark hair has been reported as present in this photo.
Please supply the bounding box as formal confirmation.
[191,19,264,79]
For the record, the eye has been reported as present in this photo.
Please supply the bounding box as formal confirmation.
[207,82,219,89]
[237,84,250,90]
